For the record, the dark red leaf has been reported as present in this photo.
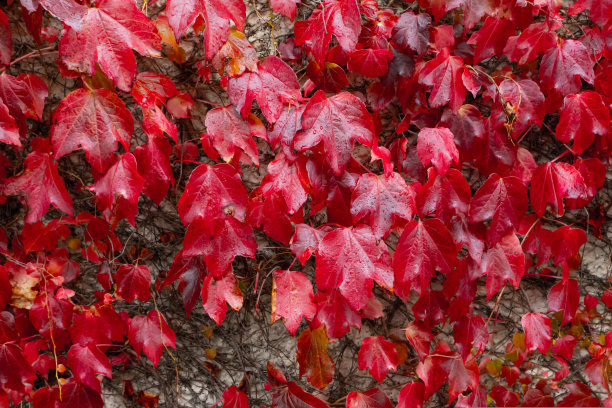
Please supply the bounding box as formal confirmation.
[558,382,601,407]
[313,289,361,339]
[539,40,595,96]
[346,388,393,408]
[391,11,431,55]
[530,162,586,217]
[222,385,249,408]
[480,232,525,300]
[556,91,610,154]
[358,336,399,382]
[547,278,580,326]
[67,343,112,391]
[115,264,151,302]
[467,17,514,63]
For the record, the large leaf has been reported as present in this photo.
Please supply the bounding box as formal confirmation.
[346,388,393,408]
[521,312,551,354]
[50,88,133,173]
[358,336,399,382]
[350,172,416,239]
[115,264,151,302]
[128,309,176,367]
[416,127,459,176]
[294,90,374,175]
[165,0,245,59]
[530,162,586,217]
[58,0,161,91]
[67,343,112,391]
[480,233,525,300]
[393,218,457,299]
[539,39,595,96]
[3,151,73,223]
[315,225,392,311]
[227,56,300,123]
[271,270,316,336]
[556,91,610,154]
[391,11,431,56]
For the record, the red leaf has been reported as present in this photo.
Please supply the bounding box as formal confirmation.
[350,172,416,239]
[38,0,87,30]
[521,312,552,354]
[467,17,515,63]
[3,151,73,223]
[530,162,586,217]
[307,61,349,94]
[130,72,178,107]
[0,73,47,136]
[0,343,36,393]
[0,100,20,147]
[58,0,161,91]
[213,28,258,77]
[294,0,360,63]
[222,385,249,408]
[204,106,266,166]
[552,334,577,360]
[58,380,104,408]
[453,315,489,361]
[228,56,300,123]
[480,233,525,300]
[271,270,316,335]
[417,167,471,223]
[115,264,151,303]
[558,382,601,407]
[393,218,457,299]
[522,388,555,407]
[178,163,248,225]
[50,88,133,173]
[163,251,207,317]
[316,225,392,311]
[261,153,308,214]
[89,153,144,227]
[503,22,557,65]
[498,79,545,135]
[347,48,394,78]
[391,11,431,56]
[539,40,595,96]
[201,273,243,325]
[133,135,174,205]
[296,326,334,389]
[183,216,257,277]
[397,383,425,408]
[290,224,329,266]
[418,48,471,113]
[313,289,361,339]
[247,189,293,245]
[294,90,374,175]
[568,0,612,27]
[270,0,301,21]
[416,127,459,176]
[550,226,587,266]
[405,321,433,360]
[67,343,112,391]
[556,91,610,154]
[165,0,245,59]
[469,174,528,243]
[268,381,330,408]
[0,9,11,66]
[418,0,462,22]
[346,388,393,408]
[547,278,580,326]
[490,385,520,407]
[128,309,176,367]
[358,336,399,382]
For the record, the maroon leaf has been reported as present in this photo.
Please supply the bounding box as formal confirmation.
[391,11,431,56]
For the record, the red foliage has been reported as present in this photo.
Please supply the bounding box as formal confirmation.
[0,0,611,406]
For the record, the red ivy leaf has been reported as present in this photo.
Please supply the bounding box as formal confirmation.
[530,162,586,217]
[0,343,36,393]
[294,90,374,176]
[67,343,112,392]
[547,278,580,325]
[0,10,11,66]
[480,233,525,300]
[539,39,595,96]
[115,264,151,303]
[558,382,601,407]
[201,273,244,325]
[261,152,308,214]
[316,225,392,311]
[313,289,361,339]
[3,151,73,223]
[521,312,552,354]
[89,153,144,228]
[165,0,245,59]
[391,11,431,56]
[50,88,133,173]
[222,385,250,408]
[228,56,300,123]
[416,127,459,177]
[58,0,161,92]
[358,336,399,382]
[467,17,514,64]
[393,218,457,299]
[350,172,416,239]
[178,163,248,225]
[346,388,393,408]
[128,309,176,367]
[556,91,610,154]
[272,270,316,336]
